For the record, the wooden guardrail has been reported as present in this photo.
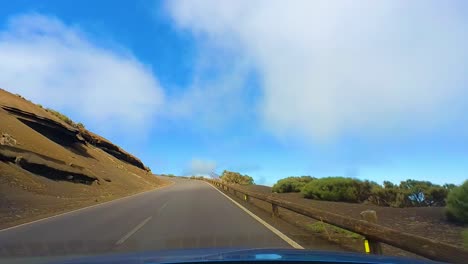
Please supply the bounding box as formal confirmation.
[203,179,468,263]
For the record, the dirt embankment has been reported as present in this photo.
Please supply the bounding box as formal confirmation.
[0,88,169,229]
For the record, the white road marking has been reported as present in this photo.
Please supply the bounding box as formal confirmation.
[205,182,304,249]
[0,180,175,233]
[158,201,169,213]
[115,216,152,245]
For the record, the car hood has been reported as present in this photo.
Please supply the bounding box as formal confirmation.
[49,248,438,264]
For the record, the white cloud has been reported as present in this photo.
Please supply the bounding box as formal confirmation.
[0,14,164,137]
[187,158,216,176]
[167,0,468,142]
[163,44,253,130]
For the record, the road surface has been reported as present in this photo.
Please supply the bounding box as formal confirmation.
[0,178,295,258]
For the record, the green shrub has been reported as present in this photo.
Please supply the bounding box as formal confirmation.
[425,186,449,206]
[301,177,364,202]
[399,180,443,206]
[369,183,411,207]
[75,122,85,130]
[368,185,388,206]
[220,170,254,185]
[369,180,450,207]
[444,183,457,191]
[298,175,454,207]
[446,180,468,223]
[272,176,315,193]
[356,180,379,202]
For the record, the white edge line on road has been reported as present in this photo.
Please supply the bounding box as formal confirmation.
[0,180,175,233]
[115,216,152,245]
[205,182,304,249]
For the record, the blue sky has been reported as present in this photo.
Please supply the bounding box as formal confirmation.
[1,0,467,186]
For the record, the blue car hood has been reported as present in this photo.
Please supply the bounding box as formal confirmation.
[55,248,438,264]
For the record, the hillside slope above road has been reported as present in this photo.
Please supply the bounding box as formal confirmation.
[0,88,166,229]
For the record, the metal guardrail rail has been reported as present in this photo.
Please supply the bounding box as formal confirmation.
[204,179,468,263]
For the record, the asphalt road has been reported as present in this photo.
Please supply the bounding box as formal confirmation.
[0,179,294,258]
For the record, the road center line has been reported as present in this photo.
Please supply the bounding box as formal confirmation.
[115,216,152,246]
[204,182,304,249]
[158,201,169,213]
[0,180,175,233]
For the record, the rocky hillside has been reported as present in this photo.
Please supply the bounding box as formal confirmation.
[0,88,167,229]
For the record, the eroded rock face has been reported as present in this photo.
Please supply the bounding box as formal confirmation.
[0,133,17,146]
[1,106,148,171]
[0,148,98,185]
[78,130,147,171]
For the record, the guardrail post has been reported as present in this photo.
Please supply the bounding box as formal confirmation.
[272,204,279,218]
[360,210,383,255]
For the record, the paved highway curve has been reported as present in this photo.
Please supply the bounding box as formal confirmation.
[0,178,296,258]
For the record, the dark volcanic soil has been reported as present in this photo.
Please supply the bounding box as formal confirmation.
[232,184,466,252]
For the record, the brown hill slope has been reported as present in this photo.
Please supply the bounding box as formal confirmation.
[0,88,167,229]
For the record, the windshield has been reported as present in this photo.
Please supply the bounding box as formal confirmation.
[0,1,467,264]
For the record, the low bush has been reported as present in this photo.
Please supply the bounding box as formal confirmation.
[277,174,456,207]
[446,180,468,223]
[272,176,315,193]
[76,122,85,130]
[220,170,254,185]
[356,180,379,203]
[369,180,452,207]
[301,177,364,203]
[368,184,411,207]
[399,180,449,206]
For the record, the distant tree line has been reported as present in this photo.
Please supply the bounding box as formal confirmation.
[272,176,468,223]
[159,174,176,178]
